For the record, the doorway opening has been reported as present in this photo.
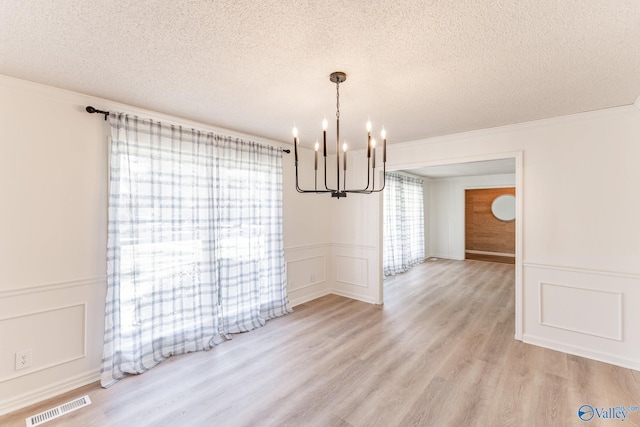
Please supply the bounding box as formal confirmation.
[381,152,523,340]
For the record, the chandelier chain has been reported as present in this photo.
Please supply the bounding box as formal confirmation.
[336,80,340,120]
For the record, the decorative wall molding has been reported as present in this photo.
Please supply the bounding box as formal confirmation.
[523,263,639,371]
[330,243,376,251]
[284,242,332,252]
[538,282,623,341]
[285,254,326,266]
[289,280,326,292]
[0,277,106,299]
[0,304,87,383]
[286,255,326,292]
[335,255,369,288]
[523,262,640,279]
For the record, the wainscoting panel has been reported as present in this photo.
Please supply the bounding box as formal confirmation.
[332,244,381,305]
[523,263,640,371]
[284,244,331,307]
[335,255,368,288]
[287,256,326,291]
[0,304,86,382]
[0,278,106,416]
[539,282,622,341]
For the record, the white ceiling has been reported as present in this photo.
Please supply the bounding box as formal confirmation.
[1,1,639,149]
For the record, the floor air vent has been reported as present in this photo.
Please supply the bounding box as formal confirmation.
[25,395,91,426]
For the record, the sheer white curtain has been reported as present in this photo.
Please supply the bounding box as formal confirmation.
[101,113,291,387]
[383,172,425,276]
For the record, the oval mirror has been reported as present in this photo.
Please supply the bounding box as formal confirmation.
[491,194,516,221]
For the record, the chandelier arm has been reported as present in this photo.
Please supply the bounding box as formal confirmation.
[347,158,372,193]
[364,158,371,191]
[323,153,331,191]
[343,162,386,194]
[295,156,333,194]
[377,163,387,191]
[372,163,375,191]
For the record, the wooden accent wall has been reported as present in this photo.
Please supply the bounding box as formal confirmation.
[465,187,515,264]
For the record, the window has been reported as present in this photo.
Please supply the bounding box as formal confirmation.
[383,172,425,276]
[101,113,290,387]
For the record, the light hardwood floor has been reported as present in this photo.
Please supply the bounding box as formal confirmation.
[2,259,639,426]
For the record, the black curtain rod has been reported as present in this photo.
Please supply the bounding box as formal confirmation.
[86,105,110,120]
[85,106,290,153]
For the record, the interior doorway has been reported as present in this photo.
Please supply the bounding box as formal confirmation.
[381,152,523,340]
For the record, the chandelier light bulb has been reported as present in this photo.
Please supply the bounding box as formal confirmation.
[343,142,347,152]
[315,141,319,151]
[322,119,328,131]
[371,138,377,148]
[381,128,386,139]
[292,127,298,138]
[366,121,372,133]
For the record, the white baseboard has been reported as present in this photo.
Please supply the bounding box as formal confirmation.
[523,334,640,372]
[0,369,100,416]
[291,288,379,308]
[289,289,331,307]
[330,289,379,305]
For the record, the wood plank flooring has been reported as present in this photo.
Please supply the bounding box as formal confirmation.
[2,259,639,426]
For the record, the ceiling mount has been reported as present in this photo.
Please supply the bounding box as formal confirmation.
[329,72,347,84]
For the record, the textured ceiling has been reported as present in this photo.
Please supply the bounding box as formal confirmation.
[1,1,639,149]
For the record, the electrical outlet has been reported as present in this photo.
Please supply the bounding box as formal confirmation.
[15,349,32,370]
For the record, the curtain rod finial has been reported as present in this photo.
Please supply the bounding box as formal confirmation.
[86,106,109,120]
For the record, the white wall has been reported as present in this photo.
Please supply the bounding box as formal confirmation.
[283,145,333,306]
[382,104,640,371]
[0,74,332,414]
[328,155,383,305]
[428,174,515,260]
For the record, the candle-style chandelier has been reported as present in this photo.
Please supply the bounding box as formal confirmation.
[293,71,387,199]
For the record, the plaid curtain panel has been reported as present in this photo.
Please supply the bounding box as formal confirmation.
[383,172,425,276]
[101,113,291,387]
